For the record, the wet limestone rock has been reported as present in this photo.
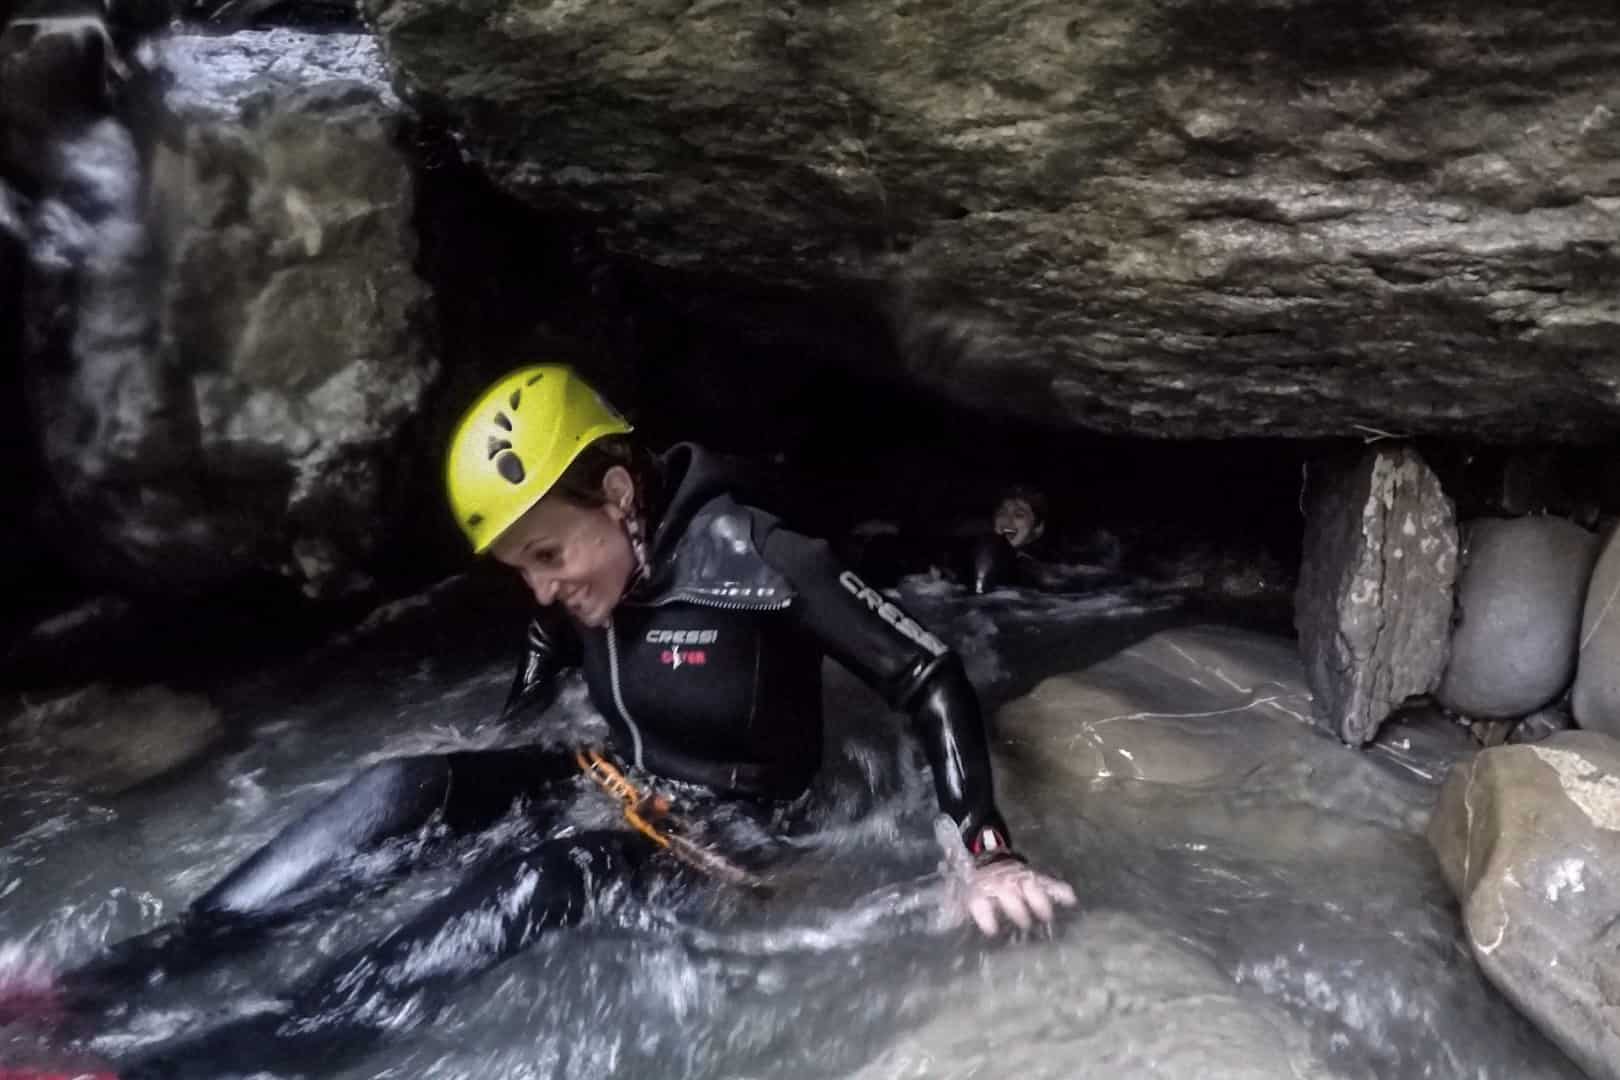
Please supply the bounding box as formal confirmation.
[997,625,1433,834]
[1437,517,1599,720]
[1294,447,1457,746]
[1573,525,1620,736]
[20,28,435,595]
[364,0,1620,441]
[1428,733,1620,1080]
[846,911,1337,1080]
[7,683,224,795]
[988,625,1573,1078]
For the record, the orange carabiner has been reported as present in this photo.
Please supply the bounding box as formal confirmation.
[574,748,770,894]
[577,749,670,848]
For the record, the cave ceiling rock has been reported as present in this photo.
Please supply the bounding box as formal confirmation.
[362,0,1620,440]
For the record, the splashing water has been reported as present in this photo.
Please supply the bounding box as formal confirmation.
[0,577,1585,1079]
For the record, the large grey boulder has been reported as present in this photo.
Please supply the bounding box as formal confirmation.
[1428,733,1620,1080]
[21,29,436,595]
[1437,517,1599,720]
[1294,446,1457,745]
[1573,526,1620,736]
[364,0,1620,440]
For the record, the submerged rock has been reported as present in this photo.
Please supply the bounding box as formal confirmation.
[1294,446,1457,746]
[0,593,1584,1079]
[1428,733,1620,1080]
[363,0,1620,441]
[991,626,1576,1078]
[847,910,1340,1080]
[1572,524,1620,736]
[7,682,223,795]
[1437,517,1599,721]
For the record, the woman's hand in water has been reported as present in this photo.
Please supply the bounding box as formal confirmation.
[934,817,1077,936]
[962,854,1077,936]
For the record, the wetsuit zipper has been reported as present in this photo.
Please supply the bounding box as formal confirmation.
[625,592,792,612]
[605,615,646,768]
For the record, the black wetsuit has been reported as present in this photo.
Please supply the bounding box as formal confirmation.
[101,444,1009,1079]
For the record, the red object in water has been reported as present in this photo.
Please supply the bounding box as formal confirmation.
[0,973,114,1077]
[0,982,64,1025]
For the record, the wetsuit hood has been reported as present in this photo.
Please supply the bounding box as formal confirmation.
[628,444,792,610]
[645,443,739,558]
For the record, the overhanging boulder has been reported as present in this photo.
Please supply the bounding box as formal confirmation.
[364,0,1620,440]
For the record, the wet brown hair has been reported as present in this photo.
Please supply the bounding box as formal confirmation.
[999,484,1049,523]
[550,435,662,520]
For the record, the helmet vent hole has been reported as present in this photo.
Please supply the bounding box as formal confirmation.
[526,373,546,385]
[509,389,521,410]
[496,451,526,485]
[493,412,512,431]
[486,437,513,458]
[467,513,484,528]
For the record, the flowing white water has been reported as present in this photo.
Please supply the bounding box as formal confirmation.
[0,574,1585,1078]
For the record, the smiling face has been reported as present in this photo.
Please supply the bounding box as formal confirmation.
[992,496,1044,549]
[489,467,637,627]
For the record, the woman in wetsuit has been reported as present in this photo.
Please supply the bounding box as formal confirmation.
[58,365,1076,1078]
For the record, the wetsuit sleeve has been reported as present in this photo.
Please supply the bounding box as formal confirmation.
[757,521,1013,855]
[499,605,582,722]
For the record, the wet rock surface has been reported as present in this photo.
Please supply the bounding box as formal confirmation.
[1511,704,1576,746]
[364,0,1620,441]
[848,908,1341,1080]
[0,588,1586,1080]
[1438,517,1599,720]
[18,28,435,595]
[147,26,395,114]
[989,624,1577,1078]
[1294,446,1457,746]
[1573,524,1620,736]
[0,2,126,186]
[6,682,224,795]
[1428,732,1620,1080]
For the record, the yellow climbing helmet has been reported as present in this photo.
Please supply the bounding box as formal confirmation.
[445,365,633,553]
